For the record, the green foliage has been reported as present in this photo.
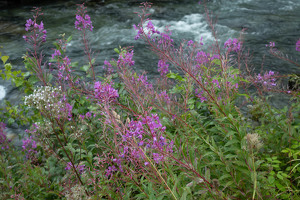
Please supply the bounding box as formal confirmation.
[1,6,300,200]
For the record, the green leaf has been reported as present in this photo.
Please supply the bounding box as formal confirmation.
[23,72,31,77]
[212,59,221,66]
[8,118,15,124]
[275,182,286,192]
[187,98,195,105]
[4,63,12,71]
[224,139,239,147]
[90,58,95,65]
[81,65,90,72]
[67,35,72,43]
[28,75,39,84]
[276,173,283,180]
[219,173,232,181]
[47,74,53,82]
[114,48,120,54]
[1,55,9,64]
[268,176,275,184]
[237,93,251,99]
[13,77,24,87]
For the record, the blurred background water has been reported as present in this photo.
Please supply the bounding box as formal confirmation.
[0,0,299,136]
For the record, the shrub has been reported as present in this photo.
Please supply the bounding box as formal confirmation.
[0,2,299,200]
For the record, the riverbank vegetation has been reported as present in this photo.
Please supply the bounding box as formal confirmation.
[0,2,299,199]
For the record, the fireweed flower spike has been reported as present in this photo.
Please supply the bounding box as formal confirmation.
[75,4,93,32]
[0,122,9,150]
[255,70,277,90]
[296,39,300,52]
[158,59,169,76]
[117,50,135,67]
[22,136,38,160]
[23,8,47,43]
[65,162,85,174]
[224,38,242,52]
[94,81,119,104]
[266,41,275,48]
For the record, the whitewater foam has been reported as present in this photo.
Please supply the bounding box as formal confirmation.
[0,85,5,100]
[151,13,214,43]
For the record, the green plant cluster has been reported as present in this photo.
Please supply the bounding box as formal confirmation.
[0,4,300,200]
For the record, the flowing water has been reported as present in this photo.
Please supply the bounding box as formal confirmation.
[0,0,300,135]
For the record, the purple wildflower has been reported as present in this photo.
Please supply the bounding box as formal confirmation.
[212,79,221,89]
[94,81,119,103]
[119,113,173,165]
[158,30,174,49]
[133,24,144,40]
[51,49,61,59]
[195,89,207,103]
[105,165,117,178]
[158,90,171,104]
[224,38,242,52]
[266,41,275,48]
[196,51,209,64]
[157,59,169,76]
[85,112,92,118]
[103,60,114,74]
[296,39,300,52]
[22,136,38,159]
[255,70,277,90]
[0,122,9,150]
[23,17,47,43]
[117,50,135,67]
[145,20,160,38]
[135,75,153,89]
[65,162,85,174]
[65,103,73,121]
[187,40,194,46]
[152,153,164,164]
[75,4,93,32]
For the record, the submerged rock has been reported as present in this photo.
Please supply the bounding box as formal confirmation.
[288,74,300,91]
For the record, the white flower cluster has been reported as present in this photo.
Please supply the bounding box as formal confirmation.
[65,184,87,200]
[25,86,62,109]
[24,86,69,120]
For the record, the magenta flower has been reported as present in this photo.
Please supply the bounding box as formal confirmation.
[133,24,144,40]
[134,74,153,90]
[22,136,38,159]
[255,70,277,90]
[94,81,119,103]
[296,39,300,52]
[75,14,93,32]
[117,50,135,67]
[103,60,114,74]
[118,113,173,167]
[23,17,47,43]
[212,79,221,89]
[224,38,242,52]
[157,59,169,76]
[65,103,73,121]
[187,40,194,46]
[65,162,85,174]
[266,41,275,48]
[0,122,9,150]
[51,49,61,59]
[158,90,171,104]
[195,89,207,103]
[85,112,92,118]
[196,51,209,64]
[75,4,93,32]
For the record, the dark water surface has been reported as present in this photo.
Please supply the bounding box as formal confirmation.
[0,0,300,135]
